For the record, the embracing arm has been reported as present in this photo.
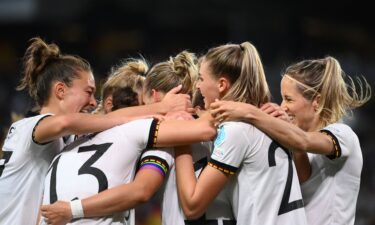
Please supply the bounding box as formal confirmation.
[210,101,334,155]
[81,169,163,216]
[34,113,128,144]
[41,169,164,225]
[35,85,193,144]
[175,147,229,219]
[155,112,216,147]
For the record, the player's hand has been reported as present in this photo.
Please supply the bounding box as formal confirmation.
[210,100,252,124]
[161,85,194,113]
[260,102,290,122]
[197,110,217,128]
[41,201,72,225]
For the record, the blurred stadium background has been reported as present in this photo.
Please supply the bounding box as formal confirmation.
[0,0,374,224]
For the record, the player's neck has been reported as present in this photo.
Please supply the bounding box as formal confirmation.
[40,105,61,115]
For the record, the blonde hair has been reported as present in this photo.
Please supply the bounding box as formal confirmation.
[284,56,371,127]
[94,59,147,113]
[204,42,270,106]
[17,37,91,106]
[144,51,198,96]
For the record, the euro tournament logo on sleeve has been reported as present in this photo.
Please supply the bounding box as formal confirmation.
[214,125,226,147]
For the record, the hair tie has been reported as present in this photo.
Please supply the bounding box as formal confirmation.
[284,74,318,95]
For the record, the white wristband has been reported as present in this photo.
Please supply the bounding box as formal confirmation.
[70,199,84,219]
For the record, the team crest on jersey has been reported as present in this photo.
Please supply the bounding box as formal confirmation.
[214,125,225,147]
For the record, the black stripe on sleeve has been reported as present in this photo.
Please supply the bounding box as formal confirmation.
[146,119,160,149]
[208,158,238,175]
[185,216,236,225]
[320,129,342,160]
[32,114,53,145]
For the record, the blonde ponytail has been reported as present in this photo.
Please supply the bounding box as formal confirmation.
[204,41,270,106]
[284,56,371,126]
[144,50,198,96]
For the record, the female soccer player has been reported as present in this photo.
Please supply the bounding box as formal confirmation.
[174,42,307,225]
[210,56,371,225]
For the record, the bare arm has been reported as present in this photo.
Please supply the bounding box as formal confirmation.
[175,146,229,219]
[293,151,311,183]
[155,112,216,147]
[210,100,334,155]
[34,85,192,144]
[41,169,164,225]
[82,168,163,216]
[34,113,129,144]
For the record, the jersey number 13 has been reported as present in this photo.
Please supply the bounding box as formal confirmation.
[49,143,113,204]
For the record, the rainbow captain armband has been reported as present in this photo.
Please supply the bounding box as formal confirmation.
[138,156,169,177]
[70,199,84,219]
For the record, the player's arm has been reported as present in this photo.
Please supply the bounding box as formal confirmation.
[293,151,311,183]
[175,146,230,219]
[33,113,129,144]
[40,169,164,225]
[34,85,192,144]
[210,100,334,155]
[82,168,164,216]
[154,112,216,147]
[211,101,315,183]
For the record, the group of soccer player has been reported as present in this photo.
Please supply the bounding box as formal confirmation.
[0,37,371,225]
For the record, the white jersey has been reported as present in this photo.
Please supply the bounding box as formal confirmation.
[138,142,236,225]
[301,123,362,225]
[42,118,158,225]
[0,114,70,225]
[209,122,307,225]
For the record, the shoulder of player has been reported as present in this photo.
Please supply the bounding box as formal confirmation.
[220,121,256,135]
[322,122,357,140]
[215,122,256,146]
[116,118,155,130]
[321,122,361,159]
[220,121,253,128]
[5,114,47,138]
[100,118,154,135]
[11,114,48,127]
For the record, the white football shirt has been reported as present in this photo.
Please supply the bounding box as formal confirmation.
[0,114,68,225]
[301,123,362,225]
[138,142,236,225]
[209,122,307,225]
[42,118,158,225]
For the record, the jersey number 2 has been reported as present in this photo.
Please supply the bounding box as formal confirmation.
[49,143,112,203]
[268,141,304,215]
